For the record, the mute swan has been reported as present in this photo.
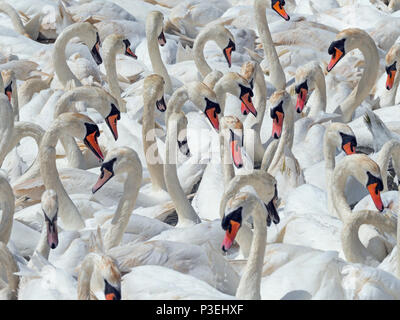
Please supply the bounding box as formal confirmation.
[90,146,240,295]
[326,28,379,122]
[39,112,104,231]
[52,22,102,89]
[102,33,137,111]
[381,39,400,107]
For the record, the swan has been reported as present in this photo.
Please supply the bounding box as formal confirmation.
[254,0,290,91]
[326,28,379,123]
[90,146,241,295]
[52,22,102,89]
[0,1,43,41]
[381,39,400,107]
[17,237,121,300]
[52,86,121,170]
[0,242,18,300]
[39,112,104,231]
[219,170,278,299]
[101,33,137,111]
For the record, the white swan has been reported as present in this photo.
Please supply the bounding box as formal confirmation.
[326,28,379,123]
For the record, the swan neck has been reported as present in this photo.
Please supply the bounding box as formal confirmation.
[0,178,15,244]
[193,29,213,78]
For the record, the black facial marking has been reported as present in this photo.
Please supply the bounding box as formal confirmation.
[386,61,397,75]
[328,38,346,56]
[123,39,131,49]
[239,84,254,98]
[100,158,117,179]
[5,81,12,94]
[156,96,167,112]
[264,184,279,226]
[270,101,284,120]
[366,171,384,193]
[91,32,103,65]
[295,80,308,94]
[339,132,357,153]
[104,279,121,300]
[221,206,242,232]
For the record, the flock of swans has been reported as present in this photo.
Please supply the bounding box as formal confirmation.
[2,0,400,300]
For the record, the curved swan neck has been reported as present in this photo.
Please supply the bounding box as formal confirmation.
[193,26,215,78]
[254,0,286,90]
[376,140,400,192]
[0,243,19,300]
[165,112,201,226]
[235,200,266,299]
[142,88,166,191]
[53,24,84,88]
[104,164,143,250]
[77,254,95,300]
[0,2,27,37]
[309,67,327,118]
[244,64,267,166]
[18,78,50,107]
[340,36,379,123]
[146,19,172,94]
[102,39,127,112]
[331,160,355,220]
[341,210,396,266]
[0,97,14,167]
[0,176,15,244]
[39,119,85,230]
[219,130,235,187]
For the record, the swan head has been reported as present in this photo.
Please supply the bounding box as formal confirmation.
[76,22,102,65]
[294,62,322,113]
[85,253,121,300]
[385,43,400,90]
[176,112,191,157]
[340,154,384,212]
[1,70,14,103]
[221,189,278,252]
[327,28,371,72]
[103,34,137,59]
[324,122,357,155]
[57,112,104,161]
[220,116,244,169]
[147,11,166,46]
[92,147,142,193]
[215,72,256,117]
[269,90,291,139]
[41,189,58,250]
[186,81,221,131]
[144,74,167,112]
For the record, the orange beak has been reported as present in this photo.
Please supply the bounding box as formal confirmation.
[84,131,104,161]
[240,93,257,117]
[92,168,113,193]
[125,46,137,59]
[272,111,284,139]
[367,183,384,212]
[272,1,290,21]
[221,220,241,252]
[342,142,355,155]
[327,47,344,72]
[105,293,116,300]
[296,88,308,113]
[224,47,233,68]
[205,107,220,131]
[5,90,11,102]
[106,114,119,140]
[386,70,396,90]
[230,139,243,169]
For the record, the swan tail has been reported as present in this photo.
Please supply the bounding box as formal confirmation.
[363,108,394,152]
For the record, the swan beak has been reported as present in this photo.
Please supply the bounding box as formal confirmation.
[84,131,104,161]
[91,33,103,65]
[92,168,114,193]
[156,96,167,112]
[222,220,241,252]
[367,182,384,212]
[178,138,191,157]
[5,82,12,102]
[204,98,221,131]
[342,142,355,155]
[271,102,284,139]
[105,104,121,141]
[240,93,257,117]
[327,47,344,72]
[125,46,137,59]
[265,198,280,227]
[104,280,121,300]
[158,31,166,46]
[223,39,236,68]
[296,88,308,113]
[46,218,58,249]
[386,70,396,90]
[229,129,243,169]
[272,0,290,21]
